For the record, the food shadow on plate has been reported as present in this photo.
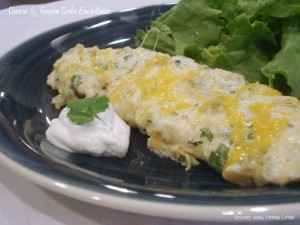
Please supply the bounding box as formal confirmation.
[39,127,232,191]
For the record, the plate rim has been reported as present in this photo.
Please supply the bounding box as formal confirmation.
[2,151,300,222]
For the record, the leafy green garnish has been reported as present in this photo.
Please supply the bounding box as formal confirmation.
[70,74,83,97]
[136,0,300,97]
[246,132,255,141]
[200,128,214,142]
[262,15,300,96]
[99,62,108,70]
[67,95,109,125]
[70,74,83,91]
[208,143,230,173]
[123,54,132,61]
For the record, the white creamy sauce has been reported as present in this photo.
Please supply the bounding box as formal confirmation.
[46,104,130,158]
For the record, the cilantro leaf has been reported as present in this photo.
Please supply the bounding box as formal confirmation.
[67,95,109,125]
[208,143,229,173]
[200,128,214,142]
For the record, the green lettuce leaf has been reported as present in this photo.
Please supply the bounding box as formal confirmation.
[257,0,300,18]
[136,0,227,55]
[262,16,300,96]
[201,14,276,83]
[136,20,175,55]
[136,0,300,97]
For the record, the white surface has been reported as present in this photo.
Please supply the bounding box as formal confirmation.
[0,0,176,56]
[0,1,300,224]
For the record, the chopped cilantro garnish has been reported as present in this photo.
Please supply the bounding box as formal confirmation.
[208,143,229,173]
[175,59,181,66]
[99,62,108,70]
[70,74,82,90]
[246,132,255,140]
[123,54,132,61]
[67,95,109,125]
[200,128,214,141]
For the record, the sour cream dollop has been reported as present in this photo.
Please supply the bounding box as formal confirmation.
[46,104,130,158]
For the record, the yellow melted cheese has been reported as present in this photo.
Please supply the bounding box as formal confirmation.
[110,54,200,116]
[222,84,289,185]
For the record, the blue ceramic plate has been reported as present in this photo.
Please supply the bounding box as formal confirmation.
[0,4,300,221]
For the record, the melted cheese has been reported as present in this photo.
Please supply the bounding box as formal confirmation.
[113,55,196,115]
[222,84,289,185]
[47,44,300,186]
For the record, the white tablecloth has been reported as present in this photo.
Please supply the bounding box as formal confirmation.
[0,1,299,224]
